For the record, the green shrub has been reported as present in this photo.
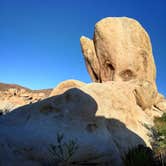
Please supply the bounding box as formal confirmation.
[123,144,155,166]
[49,132,78,165]
[154,113,166,139]
[153,113,166,165]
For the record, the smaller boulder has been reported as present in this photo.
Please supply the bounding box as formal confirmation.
[133,80,157,110]
[50,80,85,96]
[155,100,166,112]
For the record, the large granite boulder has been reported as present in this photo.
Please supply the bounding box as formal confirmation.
[80,17,156,89]
[0,80,160,165]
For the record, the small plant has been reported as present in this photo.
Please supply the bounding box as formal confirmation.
[123,144,155,166]
[49,132,78,165]
[153,113,166,165]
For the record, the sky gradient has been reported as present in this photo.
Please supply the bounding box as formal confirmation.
[0,0,166,95]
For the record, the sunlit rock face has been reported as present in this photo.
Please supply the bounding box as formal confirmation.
[0,17,166,165]
[80,17,156,89]
[49,79,86,96]
[0,83,51,114]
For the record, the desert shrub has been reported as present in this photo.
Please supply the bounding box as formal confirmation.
[153,113,166,165]
[49,132,78,165]
[123,144,156,166]
[154,113,166,147]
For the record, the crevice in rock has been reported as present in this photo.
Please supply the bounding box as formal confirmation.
[107,63,115,81]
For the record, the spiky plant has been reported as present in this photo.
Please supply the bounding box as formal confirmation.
[49,132,78,165]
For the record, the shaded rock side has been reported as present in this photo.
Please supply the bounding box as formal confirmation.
[0,80,161,165]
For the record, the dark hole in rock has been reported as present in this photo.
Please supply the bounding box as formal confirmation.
[40,103,53,114]
[120,69,136,81]
[86,123,98,133]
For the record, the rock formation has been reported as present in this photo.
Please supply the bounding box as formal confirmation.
[50,79,85,96]
[0,83,52,114]
[0,17,166,165]
[80,17,156,89]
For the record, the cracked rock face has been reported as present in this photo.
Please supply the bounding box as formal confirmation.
[80,17,156,89]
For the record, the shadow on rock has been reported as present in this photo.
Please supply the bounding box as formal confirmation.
[0,88,146,166]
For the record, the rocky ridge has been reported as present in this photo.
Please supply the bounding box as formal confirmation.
[0,83,52,114]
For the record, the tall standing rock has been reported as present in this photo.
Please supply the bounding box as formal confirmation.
[80,37,100,82]
[80,17,156,88]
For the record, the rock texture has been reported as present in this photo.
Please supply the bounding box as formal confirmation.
[0,83,52,114]
[50,79,85,96]
[80,17,156,89]
[0,17,166,165]
[133,80,157,110]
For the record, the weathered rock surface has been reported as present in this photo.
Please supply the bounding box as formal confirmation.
[133,80,158,110]
[80,17,156,89]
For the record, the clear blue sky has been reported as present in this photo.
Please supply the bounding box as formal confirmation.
[0,0,166,95]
